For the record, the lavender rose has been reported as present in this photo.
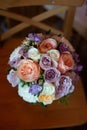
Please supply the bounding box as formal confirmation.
[55,75,74,99]
[19,45,28,58]
[44,67,61,82]
[8,46,22,68]
[8,57,20,68]
[7,69,20,87]
[40,54,52,70]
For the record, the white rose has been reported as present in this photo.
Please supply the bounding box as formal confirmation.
[47,49,60,61]
[10,46,21,61]
[18,83,38,103]
[42,82,55,95]
[28,47,40,61]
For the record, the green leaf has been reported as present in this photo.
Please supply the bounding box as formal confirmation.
[58,94,70,105]
[20,80,33,87]
[31,42,35,46]
[28,82,32,86]
[23,46,29,53]
[12,67,17,71]
[20,80,26,87]
[39,79,44,85]
[38,102,47,108]
[40,73,44,79]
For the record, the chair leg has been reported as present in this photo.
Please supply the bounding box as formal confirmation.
[63,7,76,39]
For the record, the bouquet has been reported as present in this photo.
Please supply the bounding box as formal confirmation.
[7,33,82,106]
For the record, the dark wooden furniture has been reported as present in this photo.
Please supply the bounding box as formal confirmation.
[0,0,84,41]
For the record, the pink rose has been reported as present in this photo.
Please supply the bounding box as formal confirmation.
[17,59,40,82]
[58,52,74,74]
[38,38,57,53]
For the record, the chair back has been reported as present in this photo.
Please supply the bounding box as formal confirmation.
[0,0,84,41]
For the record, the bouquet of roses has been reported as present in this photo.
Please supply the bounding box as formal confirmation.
[7,33,82,106]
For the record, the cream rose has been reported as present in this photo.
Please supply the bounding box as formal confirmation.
[17,59,40,82]
[28,47,40,61]
[47,49,60,61]
[38,82,55,105]
[42,82,55,95]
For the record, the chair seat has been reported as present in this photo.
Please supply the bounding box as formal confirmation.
[0,38,87,129]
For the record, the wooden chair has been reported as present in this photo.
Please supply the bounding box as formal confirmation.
[0,0,84,41]
[0,0,87,130]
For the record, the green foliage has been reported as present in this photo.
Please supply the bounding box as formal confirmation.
[38,102,47,108]
[20,80,32,87]
[58,94,71,105]
[39,73,44,79]
[23,45,29,53]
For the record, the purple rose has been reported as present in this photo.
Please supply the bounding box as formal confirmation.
[65,71,79,86]
[73,64,83,74]
[44,67,61,82]
[8,57,20,68]
[19,45,28,58]
[58,43,70,53]
[55,75,74,99]
[72,52,80,63]
[7,69,20,87]
[29,84,42,95]
[40,55,52,70]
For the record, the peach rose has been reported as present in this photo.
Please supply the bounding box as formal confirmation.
[58,52,74,74]
[38,38,57,53]
[38,94,55,105]
[17,59,40,82]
